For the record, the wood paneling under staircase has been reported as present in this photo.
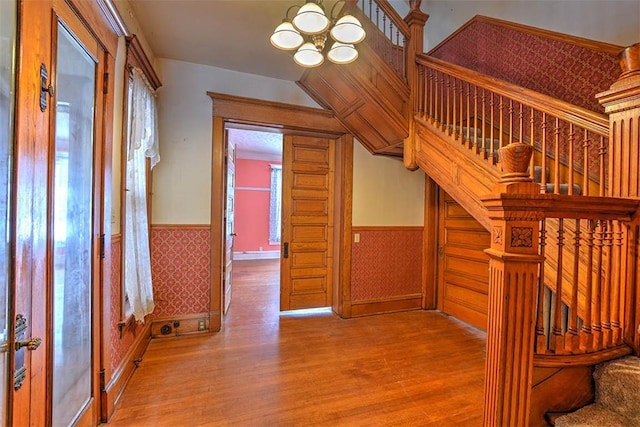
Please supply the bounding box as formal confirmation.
[297,41,410,158]
[296,1,419,158]
[437,192,490,331]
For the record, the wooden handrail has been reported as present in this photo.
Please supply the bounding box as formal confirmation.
[482,194,640,220]
[415,54,611,196]
[417,54,609,135]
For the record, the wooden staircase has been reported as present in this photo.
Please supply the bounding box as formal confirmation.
[296,1,640,425]
[297,0,425,158]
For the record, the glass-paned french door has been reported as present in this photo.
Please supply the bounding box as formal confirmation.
[0,0,16,424]
[51,21,96,426]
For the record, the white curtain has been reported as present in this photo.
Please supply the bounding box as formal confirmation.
[124,67,159,321]
[269,165,282,245]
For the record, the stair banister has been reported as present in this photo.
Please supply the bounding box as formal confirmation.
[413,54,611,197]
[416,54,609,135]
[481,141,640,425]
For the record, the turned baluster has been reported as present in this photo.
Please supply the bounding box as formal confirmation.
[551,218,565,353]
[592,220,604,350]
[529,109,536,183]
[580,220,595,352]
[473,85,479,154]
[553,118,561,194]
[567,123,575,195]
[451,78,457,138]
[611,220,623,344]
[540,113,548,192]
[535,219,548,353]
[599,135,607,197]
[582,129,590,196]
[565,218,581,353]
[601,220,613,348]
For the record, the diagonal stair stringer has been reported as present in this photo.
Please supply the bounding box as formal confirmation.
[414,117,500,231]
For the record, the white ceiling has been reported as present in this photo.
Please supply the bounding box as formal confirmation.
[128,0,343,82]
[228,128,283,161]
[126,0,408,158]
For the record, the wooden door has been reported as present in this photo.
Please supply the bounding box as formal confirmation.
[280,135,334,311]
[437,191,490,330]
[0,1,17,424]
[223,136,236,314]
[13,1,106,424]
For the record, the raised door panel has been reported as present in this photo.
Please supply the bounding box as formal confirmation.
[438,191,490,331]
[281,135,334,311]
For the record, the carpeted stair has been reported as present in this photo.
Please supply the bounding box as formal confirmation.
[554,356,640,426]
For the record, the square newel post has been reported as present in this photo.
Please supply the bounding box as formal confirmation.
[597,42,640,198]
[403,0,428,171]
[481,142,544,426]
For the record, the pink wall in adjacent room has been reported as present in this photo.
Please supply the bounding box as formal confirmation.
[351,227,423,301]
[234,158,281,252]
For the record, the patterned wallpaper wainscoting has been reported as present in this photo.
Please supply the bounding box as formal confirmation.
[429,17,621,114]
[150,225,211,318]
[350,227,423,315]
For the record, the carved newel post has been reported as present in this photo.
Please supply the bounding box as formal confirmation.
[481,142,544,426]
[403,0,428,171]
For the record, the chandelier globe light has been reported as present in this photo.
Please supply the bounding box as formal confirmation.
[271,0,366,68]
[330,15,366,44]
[270,21,304,50]
[294,42,325,67]
[292,2,330,34]
[327,42,358,64]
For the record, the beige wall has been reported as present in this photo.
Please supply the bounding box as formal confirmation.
[352,143,425,226]
[152,59,318,224]
[151,58,426,226]
[111,0,157,234]
[423,1,640,51]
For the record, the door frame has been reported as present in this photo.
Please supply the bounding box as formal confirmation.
[13,0,121,424]
[208,92,353,331]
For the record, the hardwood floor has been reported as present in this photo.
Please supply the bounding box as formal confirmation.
[105,259,486,426]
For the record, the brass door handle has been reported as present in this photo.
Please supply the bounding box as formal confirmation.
[16,337,42,351]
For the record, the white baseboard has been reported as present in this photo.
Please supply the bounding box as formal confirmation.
[234,251,280,260]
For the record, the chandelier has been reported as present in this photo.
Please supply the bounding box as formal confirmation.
[270,0,366,68]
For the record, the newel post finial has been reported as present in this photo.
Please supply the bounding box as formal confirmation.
[618,42,640,78]
[493,141,540,195]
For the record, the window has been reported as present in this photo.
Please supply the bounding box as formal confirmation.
[119,36,161,328]
[269,164,282,245]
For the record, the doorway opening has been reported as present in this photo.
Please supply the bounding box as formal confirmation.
[208,91,353,331]
[226,127,283,322]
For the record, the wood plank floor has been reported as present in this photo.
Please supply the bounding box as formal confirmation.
[105,259,486,426]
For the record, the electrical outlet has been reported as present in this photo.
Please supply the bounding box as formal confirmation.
[198,320,206,331]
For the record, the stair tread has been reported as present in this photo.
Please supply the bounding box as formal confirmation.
[595,356,640,419]
[555,404,640,427]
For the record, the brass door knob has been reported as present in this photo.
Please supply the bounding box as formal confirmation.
[16,337,42,351]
